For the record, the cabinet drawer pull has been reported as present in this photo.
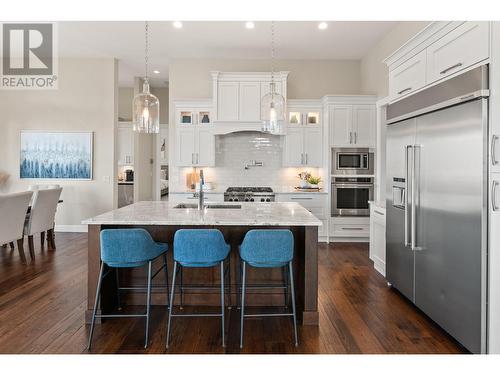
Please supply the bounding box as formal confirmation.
[291,197,313,200]
[349,132,353,144]
[492,180,500,212]
[492,134,499,166]
[397,87,412,95]
[440,62,463,75]
[374,210,385,216]
[341,227,364,230]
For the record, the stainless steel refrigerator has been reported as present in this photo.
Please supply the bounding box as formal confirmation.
[386,65,488,354]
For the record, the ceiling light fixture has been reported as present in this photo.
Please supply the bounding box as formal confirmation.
[132,21,160,134]
[245,21,255,29]
[173,21,183,29]
[153,70,160,74]
[318,22,328,30]
[261,21,285,135]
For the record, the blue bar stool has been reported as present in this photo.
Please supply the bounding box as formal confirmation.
[239,229,298,348]
[87,229,169,350]
[166,229,230,348]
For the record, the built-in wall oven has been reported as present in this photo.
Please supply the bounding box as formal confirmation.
[331,148,374,175]
[331,177,374,217]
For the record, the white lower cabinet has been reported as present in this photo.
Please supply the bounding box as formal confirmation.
[489,173,500,353]
[330,216,370,240]
[369,203,386,276]
[276,193,328,241]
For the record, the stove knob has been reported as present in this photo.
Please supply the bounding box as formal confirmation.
[250,198,254,202]
[234,198,239,202]
[244,198,249,202]
[261,198,265,202]
[266,198,271,202]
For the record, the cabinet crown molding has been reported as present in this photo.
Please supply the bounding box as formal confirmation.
[383,21,465,69]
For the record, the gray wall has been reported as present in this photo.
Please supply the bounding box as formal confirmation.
[360,22,431,97]
[0,58,118,228]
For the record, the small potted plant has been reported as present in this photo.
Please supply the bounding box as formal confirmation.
[307,175,322,189]
[297,171,311,188]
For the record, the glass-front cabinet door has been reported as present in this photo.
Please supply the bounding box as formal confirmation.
[178,110,194,125]
[287,110,320,127]
[177,108,212,126]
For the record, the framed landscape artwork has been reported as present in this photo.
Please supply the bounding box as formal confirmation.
[20,131,93,180]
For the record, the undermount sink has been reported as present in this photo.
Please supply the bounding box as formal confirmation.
[173,203,242,209]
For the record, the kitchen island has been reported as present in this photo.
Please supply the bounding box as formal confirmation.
[82,201,322,325]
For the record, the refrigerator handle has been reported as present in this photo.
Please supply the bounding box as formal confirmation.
[411,145,420,251]
[404,145,412,247]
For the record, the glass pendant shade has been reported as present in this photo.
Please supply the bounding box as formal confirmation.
[133,80,160,134]
[261,82,285,134]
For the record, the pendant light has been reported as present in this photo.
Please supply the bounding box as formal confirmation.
[133,21,160,134]
[261,21,285,135]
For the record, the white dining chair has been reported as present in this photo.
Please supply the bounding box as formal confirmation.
[24,187,62,260]
[27,184,61,248]
[0,191,34,264]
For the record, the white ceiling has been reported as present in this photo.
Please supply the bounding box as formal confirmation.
[58,21,398,87]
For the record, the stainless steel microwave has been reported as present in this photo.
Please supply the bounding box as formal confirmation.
[331,148,374,175]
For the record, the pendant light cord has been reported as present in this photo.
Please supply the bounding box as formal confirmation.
[144,21,149,82]
[271,21,275,85]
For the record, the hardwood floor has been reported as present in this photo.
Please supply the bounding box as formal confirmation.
[0,233,467,354]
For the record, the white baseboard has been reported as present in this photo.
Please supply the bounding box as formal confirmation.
[55,224,88,233]
[372,255,386,276]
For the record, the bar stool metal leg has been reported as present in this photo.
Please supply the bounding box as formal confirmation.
[289,261,298,347]
[220,260,225,347]
[226,257,232,309]
[162,253,169,305]
[239,261,246,349]
[115,269,122,310]
[144,260,153,348]
[166,261,178,349]
[179,265,184,309]
[87,262,104,351]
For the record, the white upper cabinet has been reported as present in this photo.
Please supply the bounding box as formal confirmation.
[239,82,261,121]
[353,105,376,147]
[117,122,134,166]
[212,71,288,123]
[329,105,352,146]
[283,100,323,167]
[283,127,304,166]
[217,82,239,121]
[329,103,376,148]
[426,22,489,83]
[196,128,215,166]
[174,100,215,167]
[385,21,491,102]
[389,49,427,99]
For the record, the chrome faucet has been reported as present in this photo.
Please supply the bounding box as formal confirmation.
[198,169,205,210]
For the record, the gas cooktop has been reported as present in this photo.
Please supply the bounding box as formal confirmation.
[224,187,275,202]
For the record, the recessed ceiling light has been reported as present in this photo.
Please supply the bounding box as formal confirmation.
[318,22,328,30]
[173,21,183,29]
[153,70,160,74]
[245,21,255,29]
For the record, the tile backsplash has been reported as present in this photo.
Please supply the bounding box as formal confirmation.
[170,131,322,192]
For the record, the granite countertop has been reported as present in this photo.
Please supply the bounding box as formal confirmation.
[171,187,328,195]
[82,201,323,227]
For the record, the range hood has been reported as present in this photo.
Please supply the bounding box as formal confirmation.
[212,121,285,135]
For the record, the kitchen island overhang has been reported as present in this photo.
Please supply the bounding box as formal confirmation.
[83,201,322,325]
